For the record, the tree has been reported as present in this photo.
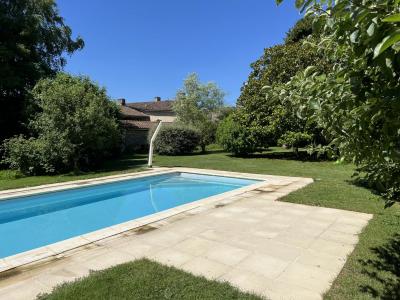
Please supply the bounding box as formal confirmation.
[0,0,84,142]
[173,73,225,152]
[276,0,400,201]
[236,18,329,150]
[2,73,121,174]
[278,131,312,156]
[216,113,259,156]
[285,16,315,44]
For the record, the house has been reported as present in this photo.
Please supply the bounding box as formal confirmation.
[117,97,176,150]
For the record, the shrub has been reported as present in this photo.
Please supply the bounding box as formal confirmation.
[216,115,258,156]
[197,120,217,153]
[2,134,71,175]
[152,125,200,155]
[2,73,121,174]
[278,131,312,154]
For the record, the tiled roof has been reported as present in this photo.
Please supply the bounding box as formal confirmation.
[127,100,174,113]
[120,120,157,130]
[120,105,150,120]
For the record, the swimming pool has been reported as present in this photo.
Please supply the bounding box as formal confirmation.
[0,172,259,259]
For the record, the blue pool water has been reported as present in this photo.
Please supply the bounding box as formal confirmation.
[0,172,258,258]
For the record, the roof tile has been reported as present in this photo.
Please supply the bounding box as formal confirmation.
[127,100,174,113]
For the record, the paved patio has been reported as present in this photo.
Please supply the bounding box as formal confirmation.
[0,169,372,300]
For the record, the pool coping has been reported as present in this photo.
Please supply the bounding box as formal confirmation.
[0,167,313,274]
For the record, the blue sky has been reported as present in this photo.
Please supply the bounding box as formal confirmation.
[57,0,300,105]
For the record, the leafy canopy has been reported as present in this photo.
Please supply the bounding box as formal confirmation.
[0,0,83,141]
[276,0,400,201]
[2,73,121,174]
[235,17,329,152]
[173,73,225,124]
[173,73,225,152]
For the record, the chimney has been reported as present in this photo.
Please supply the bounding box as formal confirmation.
[117,98,126,106]
[154,96,161,102]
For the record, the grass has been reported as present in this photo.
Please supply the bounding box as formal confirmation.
[2,147,400,299]
[37,259,261,300]
[0,154,148,191]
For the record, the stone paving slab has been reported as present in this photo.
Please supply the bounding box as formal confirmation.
[0,168,372,300]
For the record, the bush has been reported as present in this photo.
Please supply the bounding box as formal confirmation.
[2,134,71,175]
[152,125,200,155]
[2,73,121,174]
[198,120,217,153]
[278,131,312,154]
[216,115,258,156]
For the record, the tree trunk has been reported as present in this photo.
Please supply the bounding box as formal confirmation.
[201,144,206,153]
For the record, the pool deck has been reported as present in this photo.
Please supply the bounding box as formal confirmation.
[0,168,372,299]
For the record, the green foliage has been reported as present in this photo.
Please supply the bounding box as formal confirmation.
[216,114,258,156]
[153,124,200,155]
[2,135,68,175]
[173,73,224,124]
[173,73,225,151]
[2,73,121,175]
[215,106,235,121]
[238,41,329,101]
[197,120,217,152]
[236,20,329,152]
[276,0,400,201]
[0,0,83,142]
[285,16,315,43]
[278,131,312,154]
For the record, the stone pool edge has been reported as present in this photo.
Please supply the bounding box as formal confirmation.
[0,167,313,274]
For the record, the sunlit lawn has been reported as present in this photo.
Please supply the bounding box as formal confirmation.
[1,147,399,299]
[37,259,261,300]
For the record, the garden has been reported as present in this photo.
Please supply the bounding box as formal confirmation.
[1,0,399,299]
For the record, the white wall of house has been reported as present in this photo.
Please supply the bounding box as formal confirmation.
[148,113,176,122]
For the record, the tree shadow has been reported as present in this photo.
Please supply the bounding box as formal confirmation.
[228,150,329,162]
[96,155,148,172]
[359,233,400,299]
[158,149,226,157]
[66,154,148,176]
[347,178,396,207]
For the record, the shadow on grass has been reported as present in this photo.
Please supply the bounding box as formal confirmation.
[94,155,148,172]
[360,233,400,299]
[66,154,148,177]
[348,178,396,208]
[157,149,226,157]
[228,150,329,162]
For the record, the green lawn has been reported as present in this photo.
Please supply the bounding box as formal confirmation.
[2,148,399,299]
[0,155,148,191]
[37,259,261,300]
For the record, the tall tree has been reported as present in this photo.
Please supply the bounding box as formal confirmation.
[0,0,84,142]
[173,73,225,152]
[276,0,400,201]
[237,18,329,148]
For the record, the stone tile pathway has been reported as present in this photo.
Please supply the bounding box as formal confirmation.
[0,170,372,300]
